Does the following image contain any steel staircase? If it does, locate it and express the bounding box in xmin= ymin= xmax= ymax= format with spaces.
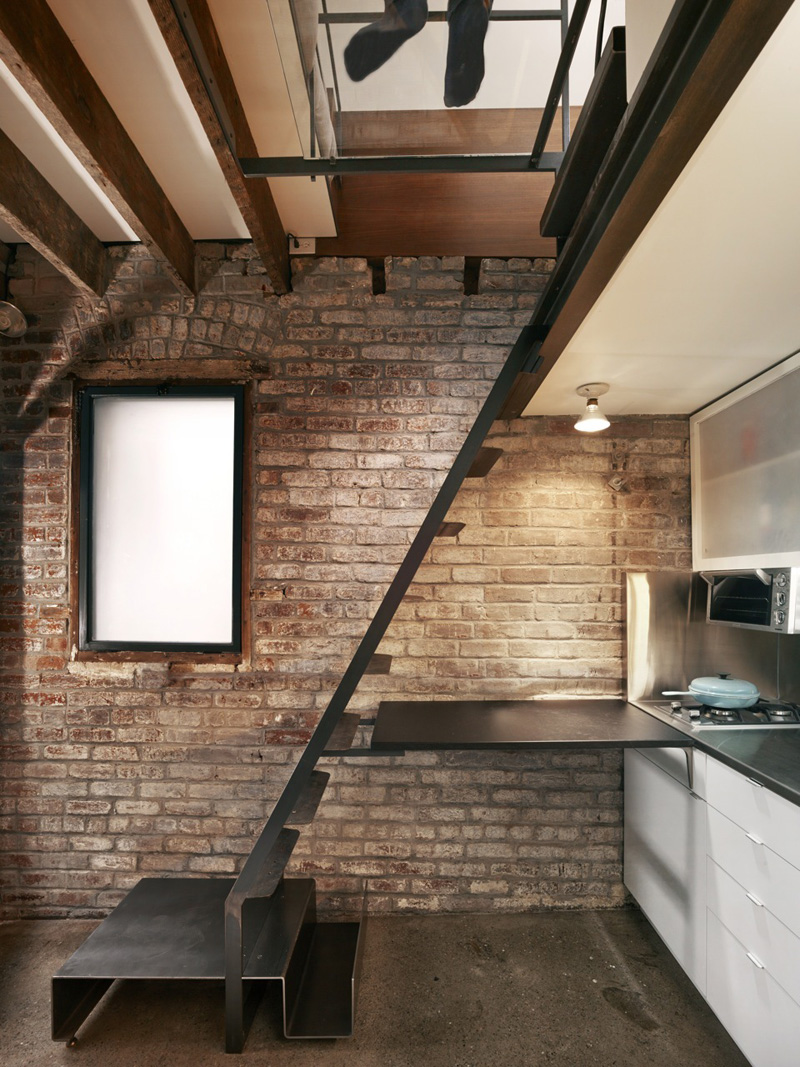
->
xmin=51 ymin=325 xmax=548 ymax=1052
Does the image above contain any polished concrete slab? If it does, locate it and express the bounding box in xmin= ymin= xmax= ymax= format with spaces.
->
xmin=1 ymin=908 xmax=747 ymax=1066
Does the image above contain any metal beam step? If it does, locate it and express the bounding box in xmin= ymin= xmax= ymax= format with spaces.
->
xmin=323 ymin=712 xmax=361 ymax=754
xmin=286 ymin=771 xmax=329 ymax=825
xmin=245 ymin=828 xmax=300 ymax=899
xmin=365 ymin=653 xmax=392 ymax=674
xmin=466 ymin=447 xmax=504 ymax=477
xmin=436 ymin=521 xmax=465 ymax=537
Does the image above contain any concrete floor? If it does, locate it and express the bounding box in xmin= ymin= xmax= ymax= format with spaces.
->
xmin=1 ymin=909 xmax=748 ymax=1067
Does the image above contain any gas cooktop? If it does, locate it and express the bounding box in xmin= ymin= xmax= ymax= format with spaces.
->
xmin=636 ymin=699 xmax=800 ymax=728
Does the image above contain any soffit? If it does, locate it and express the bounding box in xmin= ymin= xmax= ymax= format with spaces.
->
xmin=524 ymin=0 xmax=800 ymax=417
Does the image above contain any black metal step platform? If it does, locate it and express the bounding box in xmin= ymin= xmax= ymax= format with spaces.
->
xmin=52 ymin=876 xmax=363 ymax=1049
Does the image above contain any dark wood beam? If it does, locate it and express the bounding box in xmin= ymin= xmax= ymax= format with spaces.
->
xmin=147 ymin=0 xmax=290 ymax=295
xmin=0 ymin=128 xmax=107 ymax=297
xmin=510 ymin=0 xmax=795 ymax=417
xmin=317 ymin=173 xmax=557 ymax=258
xmin=0 ymin=0 xmax=196 ymax=296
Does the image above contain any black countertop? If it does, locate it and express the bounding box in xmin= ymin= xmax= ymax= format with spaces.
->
xmin=696 ymin=731 xmax=800 ymax=805
xmin=370 ymin=697 xmax=800 ymax=807
xmin=371 ymin=699 xmax=691 ymax=750
xmin=627 ymin=700 xmax=800 ymax=807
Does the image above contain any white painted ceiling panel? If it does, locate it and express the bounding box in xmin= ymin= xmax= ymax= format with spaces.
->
xmin=525 ymin=0 xmax=800 ymax=418
xmin=209 ymin=0 xmax=336 ymax=238
xmin=46 ymin=0 xmax=249 ymax=240
xmin=0 ymin=59 xmax=136 ymax=242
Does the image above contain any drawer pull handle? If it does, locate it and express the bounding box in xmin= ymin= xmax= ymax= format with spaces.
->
xmin=745 ymin=831 xmax=764 ymax=846
xmin=746 ymin=776 xmax=763 ymax=788
xmin=745 ymin=892 xmax=764 ymax=907
xmin=746 ymin=951 xmax=765 ymax=969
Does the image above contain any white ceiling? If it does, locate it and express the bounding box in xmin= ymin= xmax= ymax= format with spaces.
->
xmin=525 ymin=0 xmax=800 ymax=418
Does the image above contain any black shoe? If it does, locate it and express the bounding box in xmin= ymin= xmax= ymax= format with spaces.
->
xmin=444 ymin=0 xmax=492 ymax=108
xmin=344 ymin=0 xmax=428 ymax=82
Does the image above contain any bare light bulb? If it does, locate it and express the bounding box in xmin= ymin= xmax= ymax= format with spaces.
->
xmin=574 ymin=382 xmax=611 ymax=433
xmin=574 ymin=398 xmax=610 ymax=432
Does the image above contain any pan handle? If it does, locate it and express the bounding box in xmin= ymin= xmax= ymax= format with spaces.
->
xmin=662 ymin=691 xmax=691 ymax=697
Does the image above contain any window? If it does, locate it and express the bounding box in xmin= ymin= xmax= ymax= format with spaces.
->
xmin=77 ymin=385 xmax=244 ymax=654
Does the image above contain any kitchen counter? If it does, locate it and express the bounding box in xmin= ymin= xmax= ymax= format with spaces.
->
xmin=370 ymin=698 xmax=691 ymax=750
xmin=371 ymin=697 xmax=800 ymax=808
xmin=628 ymin=699 xmax=800 ymax=807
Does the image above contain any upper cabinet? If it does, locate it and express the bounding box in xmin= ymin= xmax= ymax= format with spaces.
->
xmin=691 ymin=352 xmax=800 ymax=570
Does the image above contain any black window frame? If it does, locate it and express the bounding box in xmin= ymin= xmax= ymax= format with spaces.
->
xmin=77 ymin=383 xmax=245 ymax=655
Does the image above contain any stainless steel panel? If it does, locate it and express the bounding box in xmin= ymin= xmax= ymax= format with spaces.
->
xmin=627 ymin=572 xmax=780 ymax=702
xmin=626 ymin=571 xmax=692 ymax=701
xmin=778 ymin=633 xmax=800 ymax=702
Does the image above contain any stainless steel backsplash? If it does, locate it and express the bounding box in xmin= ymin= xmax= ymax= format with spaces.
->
xmin=626 ymin=572 xmax=800 ymax=702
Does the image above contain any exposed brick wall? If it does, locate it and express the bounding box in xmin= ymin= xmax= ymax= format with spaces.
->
xmin=0 ymin=244 xmax=690 ymax=918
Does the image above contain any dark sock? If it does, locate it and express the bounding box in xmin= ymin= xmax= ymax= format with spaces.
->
xmin=344 ymin=0 xmax=429 ymax=82
xmin=444 ymin=0 xmax=492 ymax=108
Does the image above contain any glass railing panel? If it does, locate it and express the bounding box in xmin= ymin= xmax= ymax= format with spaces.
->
xmin=267 ymin=0 xmax=625 ymax=163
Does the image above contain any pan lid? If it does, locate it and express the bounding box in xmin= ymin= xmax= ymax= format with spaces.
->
xmin=689 ymin=675 xmax=759 ymax=697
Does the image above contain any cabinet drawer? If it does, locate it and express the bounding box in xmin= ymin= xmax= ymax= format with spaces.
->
xmin=707 ymin=911 xmax=800 ymax=1067
xmin=707 ymin=857 xmax=800 ymax=1006
xmin=706 ymin=757 xmax=800 ymax=870
xmin=634 ymin=746 xmax=706 ymax=797
xmin=707 ymin=806 xmax=800 ymax=940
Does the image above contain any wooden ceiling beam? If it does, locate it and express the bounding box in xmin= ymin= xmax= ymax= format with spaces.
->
xmin=0 ymin=129 xmax=108 ymax=297
xmin=147 ymin=0 xmax=290 ymax=295
xmin=0 ymin=0 xmax=196 ymax=296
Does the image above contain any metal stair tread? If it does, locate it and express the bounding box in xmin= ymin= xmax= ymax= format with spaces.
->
xmin=53 ymin=877 xmax=233 ymax=980
xmin=323 ymin=712 xmax=361 ymax=754
xmin=286 ymin=770 xmax=330 ymax=825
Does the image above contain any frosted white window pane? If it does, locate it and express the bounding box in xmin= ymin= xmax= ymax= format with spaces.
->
xmin=697 ymin=368 xmax=800 ymax=561
xmin=91 ymin=396 xmax=235 ymax=644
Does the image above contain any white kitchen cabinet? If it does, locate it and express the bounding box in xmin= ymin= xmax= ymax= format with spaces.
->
xmin=705 ymin=754 xmax=800 ymax=1066
xmin=691 ymin=350 xmax=800 ymax=569
xmin=624 ymin=747 xmax=707 ymax=993
xmin=707 ymin=910 xmax=800 ymax=1067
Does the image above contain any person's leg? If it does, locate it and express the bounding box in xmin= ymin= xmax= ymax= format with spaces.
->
xmin=444 ymin=0 xmax=493 ymax=108
xmin=344 ymin=0 xmax=429 ymax=82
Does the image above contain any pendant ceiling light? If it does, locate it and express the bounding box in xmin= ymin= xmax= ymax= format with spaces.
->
xmin=574 ymin=382 xmax=610 ymax=433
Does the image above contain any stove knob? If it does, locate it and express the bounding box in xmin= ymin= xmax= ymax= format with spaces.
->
xmin=774 ymin=610 xmax=786 ymax=627
xmin=776 ymin=572 xmax=788 ymax=587
xmin=670 ymin=701 xmax=682 ymax=713
xmin=776 ymin=591 xmax=787 ymax=607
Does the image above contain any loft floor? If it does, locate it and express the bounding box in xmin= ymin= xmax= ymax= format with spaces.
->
xmin=3 ymin=908 xmax=745 ymax=1065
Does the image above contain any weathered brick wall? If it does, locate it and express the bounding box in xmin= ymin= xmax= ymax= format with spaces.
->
xmin=0 ymin=244 xmax=690 ymax=918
